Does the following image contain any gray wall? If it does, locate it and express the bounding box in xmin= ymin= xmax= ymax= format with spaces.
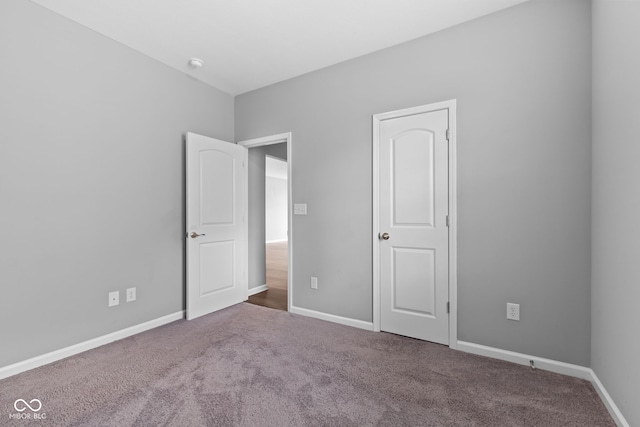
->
xmin=0 ymin=0 xmax=234 ymax=367
xmin=247 ymin=143 xmax=287 ymax=289
xmin=592 ymin=1 xmax=640 ymax=425
xmin=236 ymin=0 xmax=592 ymax=365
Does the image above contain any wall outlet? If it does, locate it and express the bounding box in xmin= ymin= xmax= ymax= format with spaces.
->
xmin=126 ymin=287 xmax=136 ymax=302
xmin=108 ymin=291 xmax=119 ymax=307
xmin=507 ymin=302 xmax=520 ymax=321
xmin=310 ymin=276 xmax=318 ymax=289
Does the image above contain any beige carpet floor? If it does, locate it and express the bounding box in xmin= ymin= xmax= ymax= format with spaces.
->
xmin=0 ymin=303 xmax=614 ymax=426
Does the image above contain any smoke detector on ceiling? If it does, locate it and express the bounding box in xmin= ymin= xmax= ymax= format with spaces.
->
xmin=188 ymin=58 xmax=204 ymax=69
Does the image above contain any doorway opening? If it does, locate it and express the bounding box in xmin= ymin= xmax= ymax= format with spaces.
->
xmin=248 ymin=155 xmax=288 ymax=310
xmin=238 ymin=133 xmax=292 ymax=312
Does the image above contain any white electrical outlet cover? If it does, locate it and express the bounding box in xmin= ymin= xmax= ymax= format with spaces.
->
xmin=507 ymin=303 xmax=520 ymax=321
xmin=108 ymin=291 xmax=119 ymax=307
xmin=126 ymin=287 xmax=136 ymax=302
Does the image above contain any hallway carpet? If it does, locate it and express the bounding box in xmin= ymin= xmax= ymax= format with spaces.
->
xmin=0 ymin=303 xmax=614 ymax=426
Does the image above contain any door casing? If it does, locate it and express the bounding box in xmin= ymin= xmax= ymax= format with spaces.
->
xmin=238 ymin=133 xmax=293 ymax=312
xmin=372 ymin=100 xmax=458 ymax=348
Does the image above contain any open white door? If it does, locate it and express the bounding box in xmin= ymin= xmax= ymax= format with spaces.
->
xmin=186 ymin=132 xmax=247 ymax=320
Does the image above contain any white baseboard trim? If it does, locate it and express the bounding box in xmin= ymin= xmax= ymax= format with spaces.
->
xmin=0 ymin=311 xmax=184 ymax=381
xmin=290 ymin=305 xmax=374 ymax=331
xmin=457 ymin=340 xmax=592 ymax=379
xmin=266 ymin=239 xmax=288 ymax=244
xmin=248 ymin=284 xmax=268 ymax=296
xmin=457 ymin=341 xmax=629 ymax=427
xmin=590 ymin=370 xmax=630 ymax=427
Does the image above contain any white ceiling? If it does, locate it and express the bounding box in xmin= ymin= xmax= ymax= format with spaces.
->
xmin=30 ymin=0 xmax=528 ymax=95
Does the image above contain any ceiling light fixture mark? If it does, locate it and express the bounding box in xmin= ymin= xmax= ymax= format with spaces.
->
xmin=188 ymin=57 xmax=204 ymax=69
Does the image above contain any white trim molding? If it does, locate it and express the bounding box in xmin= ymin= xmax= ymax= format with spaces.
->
xmin=290 ymin=305 xmax=374 ymax=331
xmin=372 ymin=100 xmax=458 ymax=348
xmin=457 ymin=341 xmax=592 ymax=379
xmin=0 ymin=311 xmax=184 ymax=381
xmin=247 ymin=284 xmax=268 ymax=296
xmin=457 ymin=341 xmax=630 ymax=427
xmin=237 ymin=132 xmax=290 ymax=149
xmin=590 ymin=371 xmax=630 ymax=427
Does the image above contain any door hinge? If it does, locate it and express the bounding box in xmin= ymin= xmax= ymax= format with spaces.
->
xmin=446 ymin=129 xmax=450 ymax=141
xmin=446 ymin=215 xmax=450 ymax=227
xmin=447 ymin=301 xmax=450 ymax=314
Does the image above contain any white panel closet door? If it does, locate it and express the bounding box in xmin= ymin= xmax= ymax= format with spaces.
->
xmin=378 ymin=109 xmax=449 ymax=344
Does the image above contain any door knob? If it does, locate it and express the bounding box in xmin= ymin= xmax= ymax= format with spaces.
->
xmin=190 ymin=232 xmax=206 ymax=238
xmin=379 ymin=232 xmax=390 ymax=240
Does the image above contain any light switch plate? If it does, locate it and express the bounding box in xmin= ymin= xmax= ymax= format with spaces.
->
xmin=294 ymin=203 xmax=307 ymax=215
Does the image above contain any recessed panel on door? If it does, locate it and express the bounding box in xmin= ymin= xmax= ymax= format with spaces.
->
xmin=200 ymin=150 xmax=235 ymax=225
xmin=199 ymin=241 xmax=234 ymax=296
xmin=392 ymin=130 xmax=435 ymax=227
xmin=392 ymin=247 xmax=436 ymax=316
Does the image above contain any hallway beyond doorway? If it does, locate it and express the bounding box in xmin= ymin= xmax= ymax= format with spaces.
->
xmin=247 ymin=241 xmax=288 ymax=311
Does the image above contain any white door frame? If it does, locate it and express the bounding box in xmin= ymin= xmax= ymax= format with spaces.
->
xmin=238 ymin=132 xmax=293 ymax=312
xmin=372 ymin=100 xmax=458 ymax=348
